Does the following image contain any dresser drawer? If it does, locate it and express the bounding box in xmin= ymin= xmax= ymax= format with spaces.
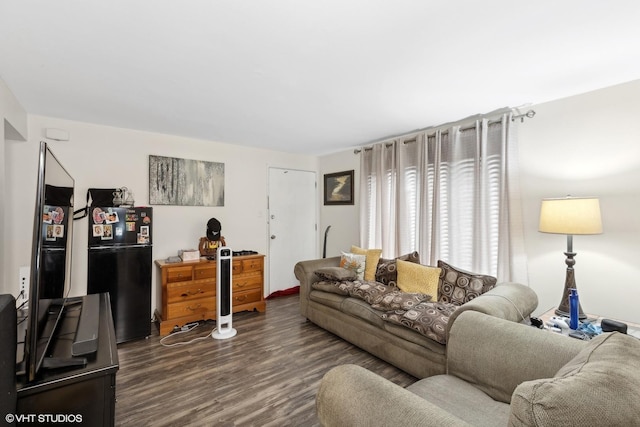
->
xmin=242 ymin=258 xmax=262 ymax=272
xmin=194 ymin=265 xmax=216 ymax=280
xmin=167 ymin=281 xmax=215 ymax=304
xmin=232 ymin=257 xmax=263 ymax=274
xmin=233 ymin=271 xmax=262 ymax=292
xmin=232 ymin=289 xmax=262 ymax=306
xmin=166 ymin=298 xmax=215 ymax=319
xmin=166 ymin=265 xmax=193 ymax=283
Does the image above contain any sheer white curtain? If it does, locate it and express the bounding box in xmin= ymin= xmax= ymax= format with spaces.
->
xmin=360 ymin=113 xmax=527 ymax=282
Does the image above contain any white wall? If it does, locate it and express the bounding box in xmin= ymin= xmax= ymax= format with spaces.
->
xmin=6 ymin=115 xmax=317 ymax=315
xmin=319 ymin=79 xmax=640 ymax=324
xmin=318 ymin=149 xmax=360 ymax=257
xmin=520 ymin=80 xmax=640 ymax=323
xmin=1 ymin=76 xmax=28 ymax=296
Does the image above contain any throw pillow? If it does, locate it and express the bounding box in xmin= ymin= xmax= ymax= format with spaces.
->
xmin=340 ymin=252 xmax=366 ymax=280
xmin=314 ymin=266 xmax=357 ymax=282
xmin=375 ymin=251 xmax=420 ymax=286
xmin=396 ymin=260 xmax=440 ymax=297
xmin=437 ymin=260 xmax=497 ymax=306
xmin=509 ymin=332 xmax=640 ymax=427
xmin=350 ymin=245 xmax=382 ymax=281
xmin=371 ymin=290 xmax=431 ymax=311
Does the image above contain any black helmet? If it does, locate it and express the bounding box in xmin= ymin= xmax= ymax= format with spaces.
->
xmin=206 ymin=218 xmax=222 ymax=241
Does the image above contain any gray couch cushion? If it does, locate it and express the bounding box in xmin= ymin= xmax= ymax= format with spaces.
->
xmin=341 ymin=298 xmax=385 ymax=328
xmin=309 ymin=289 xmax=346 ymax=311
xmin=407 ymin=374 xmax=511 ymax=427
xmin=509 ymin=332 xmax=640 ymax=426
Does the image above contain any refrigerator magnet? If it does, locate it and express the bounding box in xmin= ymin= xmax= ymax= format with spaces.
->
xmin=93 ymin=224 xmax=104 ymax=237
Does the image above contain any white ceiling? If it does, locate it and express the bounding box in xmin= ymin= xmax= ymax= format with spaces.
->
xmin=1 ymin=1 xmax=640 ymax=155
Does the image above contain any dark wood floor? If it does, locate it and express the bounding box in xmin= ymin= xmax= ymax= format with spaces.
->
xmin=115 ymin=294 xmax=416 ymax=426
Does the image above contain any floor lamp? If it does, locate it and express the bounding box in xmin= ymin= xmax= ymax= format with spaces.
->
xmin=538 ymin=196 xmax=603 ymax=320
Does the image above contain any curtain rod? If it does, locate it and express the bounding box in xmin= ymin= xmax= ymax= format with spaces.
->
xmin=353 ymin=108 xmax=536 ymax=154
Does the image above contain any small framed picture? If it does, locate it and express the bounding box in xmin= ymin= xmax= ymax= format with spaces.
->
xmin=324 ymin=170 xmax=354 ymax=205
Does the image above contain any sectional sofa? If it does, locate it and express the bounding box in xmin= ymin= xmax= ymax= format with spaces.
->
xmin=317 ymin=310 xmax=640 ymax=426
xmin=294 ymin=255 xmax=538 ymax=378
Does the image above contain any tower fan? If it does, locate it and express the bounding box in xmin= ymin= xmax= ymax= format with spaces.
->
xmin=212 ymin=246 xmax=237 ymax=339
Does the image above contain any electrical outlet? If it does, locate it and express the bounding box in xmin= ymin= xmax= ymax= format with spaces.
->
xmin=19 ymin=266 xmax=30 ymax=302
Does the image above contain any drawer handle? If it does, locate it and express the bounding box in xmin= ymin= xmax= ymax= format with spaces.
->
xmin=235 ymin=295 xmax=247 ymax=302
xmin=187 ymin=304 xmax=202 ymax=311
xmin=181 ymin=289 xmax=202 ymax=297
xmin=236 ymin=282 xmax=248 ymax=288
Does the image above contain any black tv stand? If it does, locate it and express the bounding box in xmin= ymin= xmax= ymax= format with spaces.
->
xmin=17 ymin=293 xmax=118 ymax=426
xmin=41 ymin=356 xmax=87 ymax=369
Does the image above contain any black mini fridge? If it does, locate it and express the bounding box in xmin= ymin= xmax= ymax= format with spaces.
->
xmin=87 ymin=206 xmax=152 ymax=343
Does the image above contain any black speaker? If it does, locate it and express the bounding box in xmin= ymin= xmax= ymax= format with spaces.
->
xmin=0 ymin=294 xmax=17 ymax=422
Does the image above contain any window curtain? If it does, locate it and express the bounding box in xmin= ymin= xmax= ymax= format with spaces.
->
xmin=359 ymin=113 xmax=527 ymax=282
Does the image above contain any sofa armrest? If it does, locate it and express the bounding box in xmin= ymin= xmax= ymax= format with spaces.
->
xmin=445 ymin=282 xmax=538 ymax=338
xmin=294 ymin=256 xmax=341 ymax=317
xmin=446 ymin=311 xmax=588 ymax=404
xmin=317 ymin=364 xmax=471 ymax=427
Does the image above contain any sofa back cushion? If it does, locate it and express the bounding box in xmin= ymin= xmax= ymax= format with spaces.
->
xmin=509 ymin=332 xmax=640 ymax=426
xmin=375 ymin=251 xmax=420 ymax=286
xmin=437 ymin=260 xmax=497 ymax=306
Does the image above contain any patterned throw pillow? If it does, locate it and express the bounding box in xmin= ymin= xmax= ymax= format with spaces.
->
xmin=340 ymin=252 xmax=367 ymax=280
xmin=437 ymin=260 xmax=497 ymax=306
xmin=375 ymin=251 xmax=420 ymax=286
xmin=349 ymin=281 xmax=394 ymax=305
xmin=371 ymin=290 xmax=431 ymax=311
xmin=396 ymin=260 xmax=441 ymax=297
xmin=350 ymin=246 xmax=382 ymax=281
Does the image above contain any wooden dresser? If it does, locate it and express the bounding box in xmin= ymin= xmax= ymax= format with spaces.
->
xmin=154 ymin=254 xmax=266 ymax=335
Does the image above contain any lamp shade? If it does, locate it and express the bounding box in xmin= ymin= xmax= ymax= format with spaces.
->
xmin=539 ymin=197 xmax=603 ymax=235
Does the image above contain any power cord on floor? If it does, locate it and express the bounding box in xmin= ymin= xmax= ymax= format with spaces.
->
xmin=159 ymin=322 xmax=216 ymax=347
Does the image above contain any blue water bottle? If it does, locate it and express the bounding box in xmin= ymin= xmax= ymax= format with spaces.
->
xmin=569 ymin=288 xmax=579 ymax=330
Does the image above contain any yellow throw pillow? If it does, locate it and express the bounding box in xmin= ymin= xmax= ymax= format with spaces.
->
xmin=396 ymin=259 xmax=441 ymax=297
xmin=351 ymin=246 xmax=382 ymax=281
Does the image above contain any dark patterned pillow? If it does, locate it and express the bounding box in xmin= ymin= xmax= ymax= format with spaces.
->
xmin=375 ymin=251 xmax=420 ymax=286
xmin=371 ymin=290 xmax=431 ymax=311
xmin=314 ymin=266 xmax=357 ymax=282
xmin=437 ymin=260 xmax=497 ymax=306
xmin=349 ymin=281 xmax=395 ymax=305
xmin=381 ymin=301 xmax=458 ymax=344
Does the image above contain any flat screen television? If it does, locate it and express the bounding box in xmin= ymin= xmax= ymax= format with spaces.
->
xmin=23 ymin=141 xmax=75 ymax=383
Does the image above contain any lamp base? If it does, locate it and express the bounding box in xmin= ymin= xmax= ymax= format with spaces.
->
xmin=555 ymin=307 xmax=587 ymax=321
xmin=556 ymin=260 xmax=587 ymax=320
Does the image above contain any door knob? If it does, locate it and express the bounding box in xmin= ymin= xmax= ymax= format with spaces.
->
xmin=271 ymin=235 xmax=276 ymax=240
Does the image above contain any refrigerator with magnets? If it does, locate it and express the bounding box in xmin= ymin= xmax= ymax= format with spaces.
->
xmin=87 ymin=206 xmax=152 ymax=343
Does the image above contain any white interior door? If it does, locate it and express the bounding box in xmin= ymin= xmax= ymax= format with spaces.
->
xmin=268 ymin=168 xmax=317 ymax=296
